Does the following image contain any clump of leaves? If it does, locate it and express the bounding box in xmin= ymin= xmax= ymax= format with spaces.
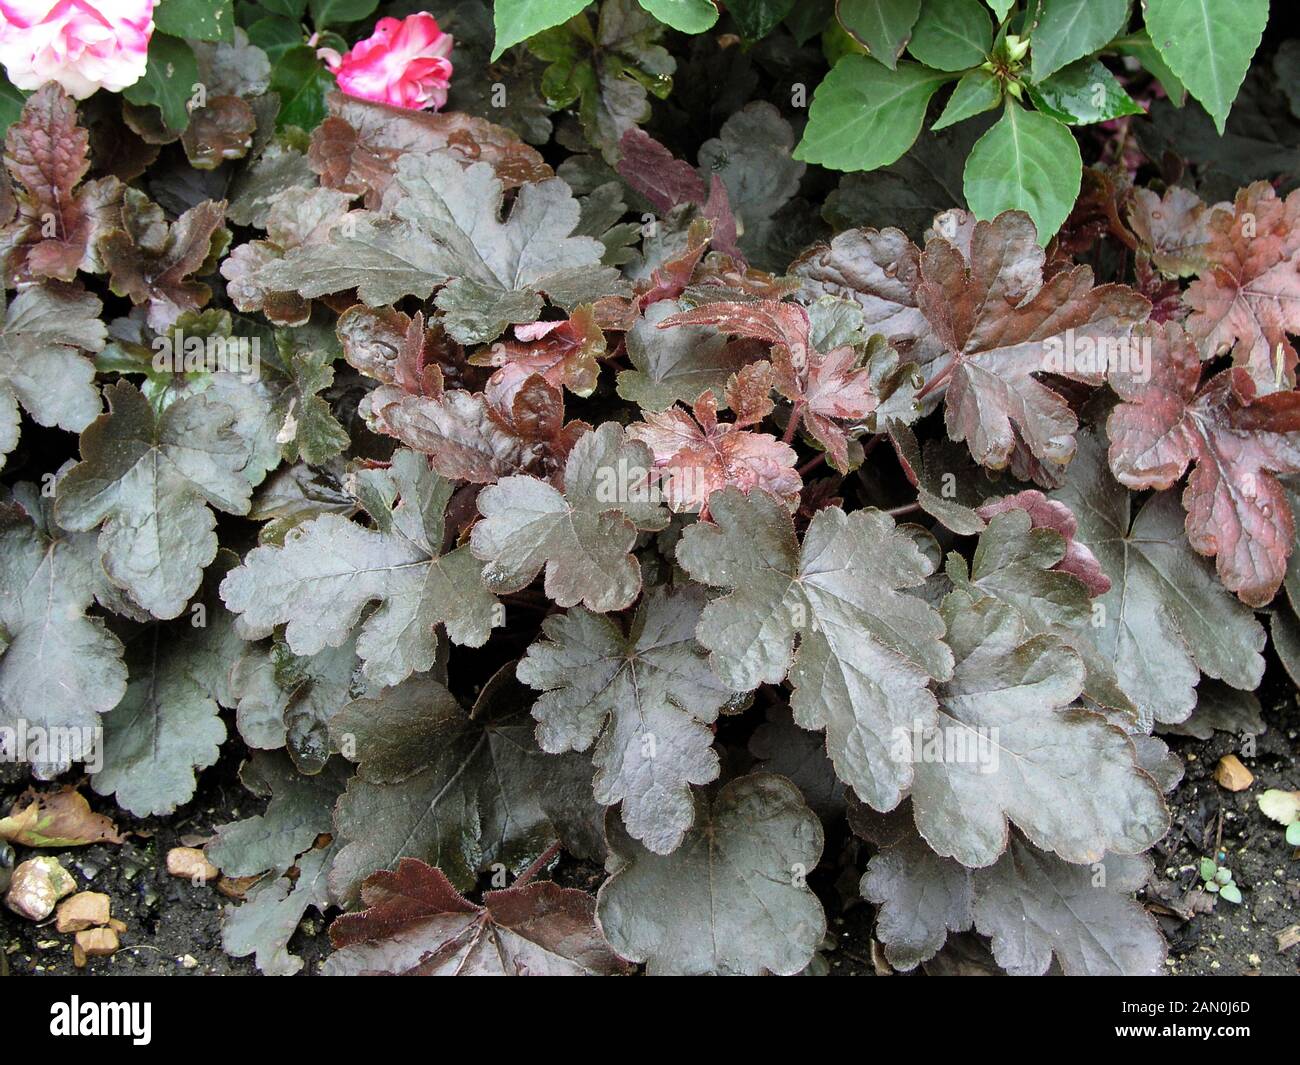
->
xmin=1198 ymin=855 xmax=1243 ymax=905
xmin=1 ymin=0 xmax=1295 ymax=980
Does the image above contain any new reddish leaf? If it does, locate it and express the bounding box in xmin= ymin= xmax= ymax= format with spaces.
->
xmin=1184 ymin=182 xmax=1300 ymax=390
xmin=324 ymin=858 xmax=629 ymax=975
xmin=1108 ymin=321 xmax=1300 ymax=606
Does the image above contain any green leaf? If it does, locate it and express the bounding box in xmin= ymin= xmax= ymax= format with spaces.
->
xmin=0 ymin=72 xmax=25 ymax=138
xmin=154 ymin=0 xmax=235 ymax=42
xmin=911 ymin=590 xmax=1168 ymax=867
xmin=1199 ymin=857 xmax=1217 ymax=881
xmin=1028 ymin=0 xmax=1128 ymax=83
xmin=246 ymin=15 xmax=304 ymax=62
xmin=836 ymin=0 xmax=922 ymax=70
xmin=1112 ymin=30 xmax=1186 ymax=106
xmin=1287 ymin=822 xmax=1300 ymax=847
xmin=932 ymin=67 xmax=1001 ymax=129
xmin=222 ymin=450 xmax=501 ymax=688
xmin=91 ymin=626 xmax=228 ymax=817
xmin=207 ymin=754 xmax=348 ymax=877
xmin=908 ymin=0 xmax=992 ymax=71
xmin=984 ymin=0 xmax=1012 ymax=18
xmin=676 ymin=489 xmax=953 ymax=811
xmin=56 ymin=381 xmax=255 ymax=619
xmin=637 ymin=0 xmax=718 ymax=32
xmin=329 ymin=667 xmax=604 ymax=900
xmin=1026 ymin=58 xmax=1143 ymax=125
xmin=617 ymin=300 xmax=749 ymax=411
xmin=0 ymin=485 xmax=127 ymax=766
xmin=1218 ymin=882 xmax=1243 ymax=905
xmin=257 ymin=0 xmax=307 ymax=17
xmin=123 ymin=33 xmax=200 ymax=133
xmin=222 ymin=840 xmax=337 ymax=975
xmin=795 ymin=56 xmax=953 ymax=171
xmin=471 ymin=423 xmax=668 ymax=612
xmin=494 ymin=0 xmax=590 ymax=60
xmin=307 ymin=0 xmax=378 ymax=30
xmin=1143 ymin=0 xmax=1268 ymax=134
xmin=1 ymin=287 xmax=105 ymax=471
xmin=518 ymin=586 xmax=740 ymax=854
xmin=269 ymin=45 xmax=334 ymax=132
xmin=962 ymin=100 xmax=1081 ymax=243
xmin=728 ymin=0 xmax=798 ymax=38
xmin=597 ymin=774 xmax=826 ymax=975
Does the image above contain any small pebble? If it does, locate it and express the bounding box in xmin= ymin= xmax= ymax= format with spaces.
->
xmin=4 ymin=856 xmax=76 ymax=921
xmin=166 ymin=847 xmax=219 ymax=883
xmin=55 ymin=891 xmax=111 ymax=933
xmin=73 ymin=927 xmax=118 ymax=967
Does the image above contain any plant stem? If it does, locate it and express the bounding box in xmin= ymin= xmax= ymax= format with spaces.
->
xmin=782 ymin=403 xmax=804 ymax=444
xmin=798 ymin=454 xmax=827 ymax=477
xmin=515 ymin=840 xmax=562 ymax=887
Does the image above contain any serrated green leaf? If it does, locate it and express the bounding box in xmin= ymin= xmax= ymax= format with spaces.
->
xmin=123 ymin=33 xmax=200 ymax=133
xmin=222 ymin=450 xmax=500 ymax=688
xmin=55 ymin=381 xmax=254 ymax=619
xmin=90 ymin=626 xmax=228 ymax=817
xmin=1143 ymin=0 xmax=1267 ymax=134
xmin=494 ymin=0 xmax=591 ymax=59
xmin=795 ymin=56 xmax=953 ymax=171
xmin=837 ymin=0 xmax=922 ymax=70
xmin=518 ymin=586 xmax=739 ymax=854
xmin=637 ymin=0 xmax=718 ymax=32
xmin=932 ymin=67 xmax=1001 ymax=129
xmin=0 ymin=71 xmax=25 ymax=137
xmin=962 ymin=101 xmax=1081 ymax=243
xmin=1026 ymin=58 xmax=1143 ymax=125
xmin=1028 ymin=0 xmax=1128 ymax=83
xmin=597 ymin=774 xmax=826 ymax=975
xmin=908 ymin=0 xmax=992 ymax=71
xmin=676 ymin=488 xmax=953 ymax=811
xmin=268 ymin=45 xmax=335 ymax=132
xmin=728 ymin=0 xmax=797 ymax=38
xmin=1113 ymin=30 xmax=1187 ymax=106
xmin=222 ymin=840 xmax=337 ymax=975
xmin=154 ymin=0 xmax=235 ymax=43
xmin=308 ymin=0 xmax=378 ymax=29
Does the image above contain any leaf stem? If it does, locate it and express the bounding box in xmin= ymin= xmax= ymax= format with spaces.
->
xmin=782 ymin=403 xmax=804 ymax=444
xmin=515 ymin=840 xmax=563 ymax=887
xmin=886 ymin=501 xmax=921 ymax=519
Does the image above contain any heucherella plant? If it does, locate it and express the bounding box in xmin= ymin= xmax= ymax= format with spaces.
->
xmin=0 ymin=0 xmax=1294 ymax=979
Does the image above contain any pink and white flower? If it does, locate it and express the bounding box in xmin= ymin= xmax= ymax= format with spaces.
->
xmin=317 ymin=13 xmax=453 ymax=112
xmin=0 ymin=0 xmax=154 ymax=99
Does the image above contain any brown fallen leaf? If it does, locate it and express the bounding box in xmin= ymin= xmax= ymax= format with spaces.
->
xmin=1214 ymin=754 xmax=1254 ymax=792
xmin=0 ymin=787 xmax=125 ymax=848
xmin=1276 ymin=924 xmax=1300 ymax=953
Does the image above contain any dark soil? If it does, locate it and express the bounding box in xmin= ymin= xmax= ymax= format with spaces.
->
xmin=2 ymin=669 xmax=1298 ymax=978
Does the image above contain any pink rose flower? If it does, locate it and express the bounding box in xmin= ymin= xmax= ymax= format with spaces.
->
xmin=0 ymin=0 xmax=154 ymax=99
xmin=318 ymin=13 xmax=453 ymax=112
